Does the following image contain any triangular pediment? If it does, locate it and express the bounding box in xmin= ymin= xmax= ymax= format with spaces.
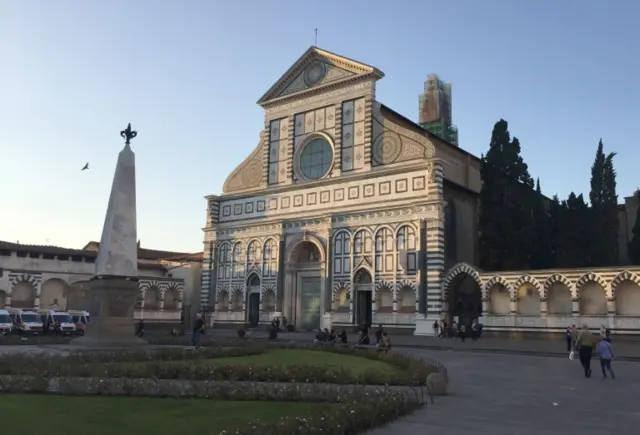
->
xmin=257 ymin=47 xmax=384 ymax=106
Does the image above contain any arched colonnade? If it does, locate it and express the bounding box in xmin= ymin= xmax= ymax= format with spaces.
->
xmin=442 ymin=263 xmax=640 ymax=331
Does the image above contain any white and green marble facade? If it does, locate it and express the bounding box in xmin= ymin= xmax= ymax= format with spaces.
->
xmin=200 ymin=47 xmax=447 ymax=332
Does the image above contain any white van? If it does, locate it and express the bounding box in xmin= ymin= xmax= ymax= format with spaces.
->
xmin=40 ymin=310 xmax=76 ymax=335
xmin=8 ymin=308 xmax=44 ymax=335
xmin=0 ymin=309 xmax=13 ymax=335
xmin=68 ymin=310 xmax=90 ymax=336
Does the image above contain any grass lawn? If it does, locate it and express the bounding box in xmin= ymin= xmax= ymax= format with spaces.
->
xmin=0 ymin=394 xmax=331 ymax=435
xmin=159 ymin=348 xmax=405 ymax=377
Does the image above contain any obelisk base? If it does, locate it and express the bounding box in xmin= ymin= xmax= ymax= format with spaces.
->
xmin=72 ymin=278 xmax=146 ymax=347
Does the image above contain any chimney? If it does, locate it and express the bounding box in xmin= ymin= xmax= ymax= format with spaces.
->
xmin=137 ymin=240 xmax=141 ymax=249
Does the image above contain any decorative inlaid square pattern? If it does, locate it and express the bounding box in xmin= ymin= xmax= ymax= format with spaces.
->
xmin=281 ymin=196 xmax=291 ymax=209
xmin=222 ymin=205 xmax=231 ymax=217
xmin=363 ymin=184 xmax=375 ymax=198
xmin=379 ymin=181 xmax=391 ymax=195
xmin=348 ymin=186 xmax=359 ymax=200
xmin=268 ymin=198 xmax=278 ymax=210
xmin=293 ymin=194 xmax=303 ymax=207
xmin=244 ymin=202 xmax=254 ymax=214
xmin=334 ymin=188 xmax=345 ymax=202
xmin=320 ymin=191 xmax=330 ymax=203
xmin=412 ymin=176 xmax=426 ymax=191
xmin=233 ymin=204 xmax=242 ymax=215
xmin=256 ymin=200 xmax=266 ymax=212
xmin=307 ymin=192 xmax=317 ymax=205
xmin=395 ymin=178 xmax=408 ymax=194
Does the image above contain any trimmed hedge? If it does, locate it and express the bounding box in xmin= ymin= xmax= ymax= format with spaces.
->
xmin=0 ymin=343 xmax=444 ymax=388
xmin=0 ymin=376 xmax=422 ymax=435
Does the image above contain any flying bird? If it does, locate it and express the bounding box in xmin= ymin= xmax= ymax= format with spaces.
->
xmin=81 ymin=163 xmax=89 ymax=171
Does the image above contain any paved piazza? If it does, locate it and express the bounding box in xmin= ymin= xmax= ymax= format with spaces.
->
xmin=370 ymin=349 xmax=640 ymax=434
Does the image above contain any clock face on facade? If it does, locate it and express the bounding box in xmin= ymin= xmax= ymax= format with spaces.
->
xmin=303 ymin=60 xmax=327 ymax=87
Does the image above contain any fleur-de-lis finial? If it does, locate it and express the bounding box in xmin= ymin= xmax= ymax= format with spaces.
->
xmin=120 ymin=123 xmax=138 ymax=145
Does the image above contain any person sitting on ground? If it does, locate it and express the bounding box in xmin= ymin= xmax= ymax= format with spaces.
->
xmin=314 ymin=328 xmax=325 ymax=345
xmin=338 ymin=329 xmax=348 ymax=344
xmin=323 ymin=328 xmax=331 ymax=342
xmin=374 ymin=324 xmax=384 ymax=344
xmin=328 ymin=329 xmax=337 ymax=344
xmin=377 ymin=331 xmax=391 ymax=353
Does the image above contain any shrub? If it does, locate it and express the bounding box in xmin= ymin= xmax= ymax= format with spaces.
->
xmin=0 ymin=342 xmax=445 ymax=387
xmin=224 ymin=390 xmax=420 ymax=435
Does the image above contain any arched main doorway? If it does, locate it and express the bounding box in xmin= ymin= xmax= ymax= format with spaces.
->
xmin=447 ymin=273 xmax=482 ymax=328
xmin=353 ymin=268 xmax=373 ymax=327
xmin=287 ymin=240 xmax=324 ymax=331
xmin=246 ymin=274 xmax=261 ymax=327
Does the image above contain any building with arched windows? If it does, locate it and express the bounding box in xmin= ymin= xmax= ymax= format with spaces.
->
xmin=201 ymin=47 xmax=482 ymax=332
xmin=0 ymin=240 xmax=202 ymax=329
xmin=202 ymin=46 xmax=640 ymax=335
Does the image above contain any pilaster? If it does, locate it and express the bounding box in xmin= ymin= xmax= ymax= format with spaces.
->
xmin=276 ymin=235 xmax=286 ymax=312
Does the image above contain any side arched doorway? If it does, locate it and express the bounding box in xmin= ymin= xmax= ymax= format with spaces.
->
xmin=246 ymin=274 xmax=261 ymax=328
xmin=447 ymin=273 xmax=482 ymax=328
xmin=353 ymin=268 xmax=373 ymax=327
xmin=286 ymin=240 xmax=324 ymax=331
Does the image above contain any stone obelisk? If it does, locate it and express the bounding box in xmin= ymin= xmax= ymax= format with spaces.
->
xmin=73 ymin=123 xmax=145 ymax=346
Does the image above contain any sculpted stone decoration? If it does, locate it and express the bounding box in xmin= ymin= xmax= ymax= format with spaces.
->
xmin=259 ymin=47 xmax=382 ymax=107
xmin=371 ymin=102 xmax=436 ymax=166
xmin=222 ymin=131 xmax=266 ymax=193
xmin=372 ymin=131 xmax=403 ymax=165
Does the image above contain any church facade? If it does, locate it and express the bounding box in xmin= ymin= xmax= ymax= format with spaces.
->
xmin=201 ymin=47 xmax=481 ymax=332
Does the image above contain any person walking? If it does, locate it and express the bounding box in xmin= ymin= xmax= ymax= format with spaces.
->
xmin=597 ymin=337 xmax=615 ymax=379
xmin=432 ymin=320 xmax=439 ymax=338
xmin=191 ymin=313 xmax=205 ymax=350
xmin=565 ymin=325 xmax=574 ymax=352
xmin=574 ymin=324 xmax=596 ymax=378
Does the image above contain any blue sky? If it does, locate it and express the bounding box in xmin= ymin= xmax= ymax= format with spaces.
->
xmin=1 ymin=0 xmax=638 ymax=253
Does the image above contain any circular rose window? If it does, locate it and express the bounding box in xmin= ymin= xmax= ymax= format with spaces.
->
xmin=299 ymin=137 xmax=333 ymax=180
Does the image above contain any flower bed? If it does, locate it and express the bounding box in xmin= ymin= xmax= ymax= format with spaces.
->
xmin=0 ymin=376 xmax=422 ymax=434
xmin=0 ymin=343 xmax=443 ymax=387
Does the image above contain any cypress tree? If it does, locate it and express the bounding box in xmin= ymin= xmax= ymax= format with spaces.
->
xmin=628 ymin=192 xmax=640 ymax=265
xmin=589 ymin=139 xmax=619 ymax=266
xmin=531 ymin=178 xmax=553 ymax=269
xmin=479 ymin=119 xmax=535 ymax=271
xmin=602 ymin=151 xmax=619 ymax=265
xmin=556 ymin=193 xmax=591 ymax=268
xmin=589 ymin=140 xmax=606 ymax=265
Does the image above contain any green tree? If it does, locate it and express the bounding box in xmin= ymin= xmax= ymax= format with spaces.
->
xmin=530 ymin=178 xmax=553 ymax=269
xmin=602 ymin=151 xmax=619 ymax=265
xmin=548 ymin=194 xmax=563 ymax=265
xmin=479 ymin=119 xmax=535 ymax=271
xmin=589 ymin=139 xmax=619 ymax=266
xmin=555 ymin=193 xmax=591 ymax=268
xmin=627 ymin=192 xmax=640 ymax=264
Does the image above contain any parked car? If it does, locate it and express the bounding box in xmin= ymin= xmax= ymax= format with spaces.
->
xmin=40 ymin=310 xmax=76 ymax=335
xmin=0 ymin=309 xmax=13 ymax=335
xmin=68 ymin=310 xmax=90 ymax=335
xmin=8 ymin=308 xmax=44 ymax=335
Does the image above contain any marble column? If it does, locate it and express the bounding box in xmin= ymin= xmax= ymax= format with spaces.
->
xmin=418 ymin=220 xmax=427 ymax=314
xmin=73 ymin=123 xmax=144 ymax=347
xmin=276 ymin=236 xmax=286 ymax=312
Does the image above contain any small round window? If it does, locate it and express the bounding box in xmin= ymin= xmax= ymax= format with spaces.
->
xmin=299 ymin=137 xmax=333 ymax=180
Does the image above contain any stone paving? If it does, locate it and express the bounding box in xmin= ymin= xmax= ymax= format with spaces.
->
xmin=210 ymin=328 xmax=640 ymax=359
xmin=367 ymin=349 xmax=640 ymax=434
